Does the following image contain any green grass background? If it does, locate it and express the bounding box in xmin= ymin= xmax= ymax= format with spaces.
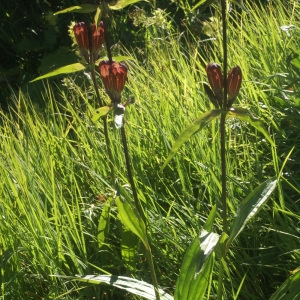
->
xmin=0 ymin=1 xmax=300 ymax=299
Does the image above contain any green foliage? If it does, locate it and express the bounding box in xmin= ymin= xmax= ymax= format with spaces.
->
xmin=58 ymin=274 xmax=174 ymax=300
xmin=174 ymin=230 xmax=218 ymax=300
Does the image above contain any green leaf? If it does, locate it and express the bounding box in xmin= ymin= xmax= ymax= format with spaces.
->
xmin=92 ymin=106 xmax=111 ymax=123
xmin=56 ymin=275 xmax=174 ymax=300
xmin=109 ymin=0 xmax=148 ymax=10
xmin=174 ymin=230 xmax=219 ymax=300
xmin=115 ymin=195 xmax=148 ymax=249
xmin=270 ymin=269 xmax=300 ymax=300
xmin=160 ymin=109 xmax=221 ymax=171
xmin=94 ymin=6 xmax=102 ymax=27
xmin=121 ymin=228 xmax=138 ymax=272
xmin=227 ymin=107 xmax=275 ymax=146
xmin=54 ymin=4 xmax=98 ymax=15
xmin=291 ymin=56 xmax=300 ymax=69
xmin=30 ymin=63 xmax=86 ymax=82
xmin=226 ymin=178 xmax=277 ymax=250
xmin=97 ymin=197 xmax=112 ymax=248
xmin=203 ymin=204 xmax=217 ymax=232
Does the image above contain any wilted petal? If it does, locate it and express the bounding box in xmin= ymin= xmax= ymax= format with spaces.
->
xmin=227 ymin=65 xmax=242 ymax=107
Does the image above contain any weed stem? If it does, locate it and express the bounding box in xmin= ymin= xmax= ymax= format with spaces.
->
xmin=218 ymin=1 xmax=228 ymax=299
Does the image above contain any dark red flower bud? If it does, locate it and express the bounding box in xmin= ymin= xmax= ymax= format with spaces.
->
xmin=73 ymin=21 xmax=104 ymax=62
xmin=99 ymin=60 xmax=128 ymax=103
xmin=206 ymin=63 xmax=224 ymax=105
xmin=92 ymin=22 xmax=104 ymax=61
xmin=73 ymin=22 xmax=89 ymax=62
xmin=227 ymin=65 xmax=242 ymax=107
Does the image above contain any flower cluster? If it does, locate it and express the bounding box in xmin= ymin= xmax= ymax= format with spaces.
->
xmin=73 ymin=21 xmax=104 ymax=63
xmin=73 ymin=22 xmax=128 ymax=104
xmin=205 ymin=63 xmax=242 ymax=109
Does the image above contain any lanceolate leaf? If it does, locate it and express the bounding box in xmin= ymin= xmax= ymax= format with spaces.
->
xmin=57 ymin=275 xmax=174 ymax=300
xmin=121 ymin=228 xmax=138 ymax=272
xmin=226 ymin=178 xmax=277 ymax=250
xmin=227 ymin=107 xmax=275 ymax=146
xmin=160 ymin=109 xmax=221 ymax=171
xmin=54 ymin=4 xmax=98 ymax=15
xmin=269 ymin=269 xmax=300 ymax=300
xmin=174 ymin=230 xmax=219 ymax=300
xmin=109 ymin=0 xmax=148 ymax=10
xmin=30 ymin=63 xmax=86 ymax=82
xmin=97 ymin=197 xmax=112 ymax=248
xmin=115 ymin=195 xmax=148 ymax=250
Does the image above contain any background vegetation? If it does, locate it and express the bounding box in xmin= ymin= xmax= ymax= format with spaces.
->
xmin=0 ymin=0 xmax=299 ymax=299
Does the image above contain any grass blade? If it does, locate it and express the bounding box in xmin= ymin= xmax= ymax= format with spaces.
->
xmin=269 ymin=269 xmax=300 ymax=300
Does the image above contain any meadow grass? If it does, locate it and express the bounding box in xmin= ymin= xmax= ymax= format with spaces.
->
xmin=0 ymin=1 xmax=299 ymax=299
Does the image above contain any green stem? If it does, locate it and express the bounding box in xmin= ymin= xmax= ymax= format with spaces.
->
xmin=145 ymin=243 xmax=161 ymax=300
xmin=217 ymin=1 xmax=228 ymax=299
xmin=90 ymin=57 xmax=115 ymax=184
xmin=120 ymin=126 xmax=144 ymax=221
xmin=120 ymin=126 xmax=160 ymax=300
xmin=217 ymin=257 xmax=226 ymax=300
xmin=222 ymin=0 xmax=228 ymax=109
xmin=220 ymin=113 xmax=227 ymax=233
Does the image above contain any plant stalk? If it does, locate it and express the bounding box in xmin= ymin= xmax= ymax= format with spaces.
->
xmin=120 ymin=126 xmax=160 ymax=300
xmin=120 ymin=126 xmax=144 ymax=221
xmin=145 ymin=243 xmax=161 ymax=300
xmin=218 ymin=1 xmax=228 ymax=299
xmin=88 ymin=20 xmax=116 ymax=184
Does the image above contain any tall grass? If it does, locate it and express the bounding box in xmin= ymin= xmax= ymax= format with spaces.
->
xmin=0 ymin=1 xmax=299 ymax=299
